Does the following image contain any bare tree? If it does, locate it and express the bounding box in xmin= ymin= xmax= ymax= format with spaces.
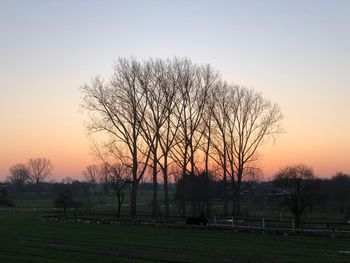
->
xmin=273 ymin=164 xmax=316 ymax=228
xmin=158 ymin=94 xmax=181 ymax=217
xmin=171 ymin=60 xmax=219 ymax=216
xmin=92 ymin=147 xmax=132 ymax=217
xmin=209 ymin=84 xmax=283 ymax=216
xmin=200 ymin=89 xmax=217 ymax=216
xmin=7 ymin=163 xmax=30 ymax=189
xmin=54 ymin=188 xmax=76 ymax=216
xmin=139 ymin=59 xmax=178 ymax=217
xmin=83 ymin=164 xmax=100 ymax=194
xmin=81 ymin=58 xmax=152 ymax=218
xmin=107 ymin=162 xmax=131 ymax=218
xmin=157 ymin=59 xmax=186 ymax=217
xmin=229 ymin=86 xmax=283 ymax=215
xmin=158 ymin=118 xmax=180 ymax=217
xmin=27 ymin=158 xmax=53 ymax=193
xmin=209 ymin=82 xmax=232 ymax=216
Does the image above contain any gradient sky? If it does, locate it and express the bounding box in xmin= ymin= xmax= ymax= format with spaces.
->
xmin=1 ymin=0 xmax=349 ymax=180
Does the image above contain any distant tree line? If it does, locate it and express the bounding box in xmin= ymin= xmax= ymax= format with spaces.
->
xmin=2 ymin=167 xmax=350 ymax=225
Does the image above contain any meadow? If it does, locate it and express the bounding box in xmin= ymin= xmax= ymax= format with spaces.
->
xmin=1 ymin=209 xmax=350 ymax=263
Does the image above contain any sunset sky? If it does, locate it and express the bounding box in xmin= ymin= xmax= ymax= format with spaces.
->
xmin=0 ymin=0 xmax=349 ymax=181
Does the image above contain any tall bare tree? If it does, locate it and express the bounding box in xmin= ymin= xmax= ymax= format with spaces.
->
xmin=157 ymin=59 xmax=187 ymax=217
xmin=139 ymin=59 xmax=178 ymax=217
xmin=230 ymin=86 xmax=283 ymax=215
xmin=171 ymin=60 xmax=219 ymax=216
xmin=210 ymin=84 xmax=283 ymax=215
xmin=81 ymin=58 xmax=152 ymax=218
xmin=209 ymin=82 xmax=232 ymax=216
xmin=158 ymin=88 xmax=182 ymax=217
xmin=200 ymin=88 xmax=217 ymax=216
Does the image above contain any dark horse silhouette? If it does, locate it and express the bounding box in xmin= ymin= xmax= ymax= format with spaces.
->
xmin=185 ymin=214 xmax=208 ymax=225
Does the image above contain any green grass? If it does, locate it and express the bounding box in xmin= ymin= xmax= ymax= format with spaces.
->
xmin=0 ymin=210 xmax=350 ymax=262
xmin=9 ymin=191 xmax=348 ymax=219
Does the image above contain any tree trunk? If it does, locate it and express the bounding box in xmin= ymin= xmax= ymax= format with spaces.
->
xmin=190 ymin=143 xmax=196 ymax=217
xmin=223 ymin=171 xmax=228 ymax=217
xmin=234 ymin=175 xmax=242 ymax=216
xmin=117 ymin=201 xmax=121 ymax=218
xmin=116 ymin=191 xmax=124 ymax=218
xmin=130 ymin=180 xmax=138 ymax=219
xmin=181 ymin=143 xmax=188 ymax=218
xmin=295 ymin=215 xmax=301 ymax=229
xmin=235 ymin=187 xmax=241 ymax=216
xmin=131 ymin=141 xmax=138 ymax=219
xmin=222 ymin=142 xmax=228 ymax=217
xmin=35 ymin=181 xmax=40 ymax=196
xmin=152 ymin=150 xmax=158 ymax=217
xmin=103 ymin=182 xmax=108 ymax=194
xmin=204 ymin=155 xmax=210 ymax=217
xmin=163 ymin=156 xmax=169 ymax=217
xmin=205 ymin=173 xmax=211 ymax=217
xmin=205 ymin=123 xmax=211 ymax=217
xmin=231 ymin=181 xmax=236 ymax=216
xmin=116 ymin=191 xmax=120 ymax=218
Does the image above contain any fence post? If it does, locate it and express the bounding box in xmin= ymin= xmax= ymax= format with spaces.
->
xmin=232 ymin=217 xmax=234 ymax=229
xmin=262 ymin=217 xmax=265 ymax=229
xmin=292 ymin=219 xmax=295 ymax=232
xmin=214 ymin=216 xmax=216 ymax=225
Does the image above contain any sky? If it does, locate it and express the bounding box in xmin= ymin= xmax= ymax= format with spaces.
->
xmin=0 ymin=0 xmax=349 ymax=180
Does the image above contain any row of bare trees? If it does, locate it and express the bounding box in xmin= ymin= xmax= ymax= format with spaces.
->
xmin=81 ymin=57 xmax=283 ymax=218
xmin=7 ymin=158 xmax=53 ymax=192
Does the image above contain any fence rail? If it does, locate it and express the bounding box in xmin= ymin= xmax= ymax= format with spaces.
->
xmin=41 ymin=209 xmax=350 ymax=237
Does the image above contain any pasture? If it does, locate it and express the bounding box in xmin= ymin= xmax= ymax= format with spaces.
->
xmin=0 ymin=210 xmax=350 ymax=262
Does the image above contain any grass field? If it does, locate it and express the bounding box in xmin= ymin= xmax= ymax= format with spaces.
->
xmin=1 ymin=210 xmax=350 ymax=263
xmin=9 ymin=191 xmax=348 ymax=221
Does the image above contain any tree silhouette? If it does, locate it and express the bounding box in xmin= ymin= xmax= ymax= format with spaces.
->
xmin=7 ymin=163 xmax=30 ymax=190
xmin=28 ymin=158 xmax=53 ymax=193
xmin=274 ymin=164 xmax=316 ymax=228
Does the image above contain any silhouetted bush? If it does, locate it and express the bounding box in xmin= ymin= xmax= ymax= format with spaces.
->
xmin=54 ymin=188 xmax=77 ymax=215
xmin=0 ymin=187 xmax=14 ymax=207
